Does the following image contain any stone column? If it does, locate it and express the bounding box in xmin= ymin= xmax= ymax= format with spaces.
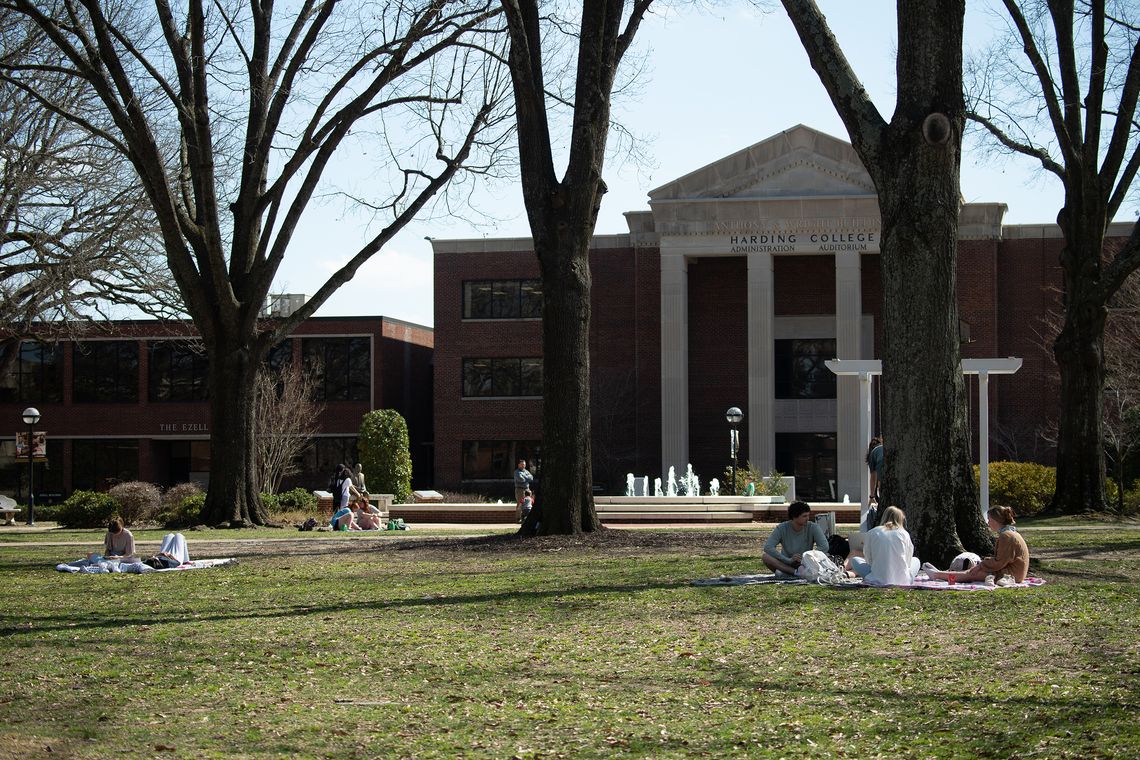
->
xmin=747 ymin=250 xmax=775 ymax=473
xmin=835 ymin=250 xmax=863 ymax=501
xmin=660 ymin=251 xmax=689 ymax=473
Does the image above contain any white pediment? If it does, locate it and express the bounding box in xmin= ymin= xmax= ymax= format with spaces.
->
xmin=649 ymin=124 xmax=875 ymax=201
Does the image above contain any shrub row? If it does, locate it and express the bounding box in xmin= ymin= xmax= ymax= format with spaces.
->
xmin=53 ymin=483 xmax=319 ymax=529
xmin=974 ymin=461 xmax=1056 ymax=517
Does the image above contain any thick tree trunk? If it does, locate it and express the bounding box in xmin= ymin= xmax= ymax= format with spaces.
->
xmin=1051 ymin=264 xmax=1108 ymax=514
xmin=874 ymin=1 xmax=987 ymax=565
xmin=534 ymin=220 xmax=601 ymax=535
xmin=200 ymin=338 xmax=268 ymax=527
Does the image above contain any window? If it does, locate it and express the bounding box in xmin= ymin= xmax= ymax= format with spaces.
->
xmin=462 ymin=440 xmax=541 ymax=480
xmin=73 ymin=341 xmax=139 ymax=403
xmin=72 ymin=439 xmax=140 ymax=491
xmin=774 ymin=339 xmax=836 ymax=399
xmin=301 ymin=337 xmax=370 ymax=401
xmin=775 ymin=433 xmax=837 ymax=500
xmin=302 ymin=437 xmax=359 ymax=484
xmin=148 ymin=341 xmax=210 ymax=402
xmin=463 ymin=279 xmax=542 ymax=319
xmin=463 ymin=358 xmax=542 ymax=397
xmin=0 ymin=341 xmax=63 ymax=403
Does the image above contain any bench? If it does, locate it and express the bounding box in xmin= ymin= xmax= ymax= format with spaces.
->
xmin=1 ymin=508 xmax=21 ymax=525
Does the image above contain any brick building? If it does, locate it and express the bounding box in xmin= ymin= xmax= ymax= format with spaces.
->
xmin=0 ymin=313 xmax=432 ymax=503
xmin=431 ymin=125 xmax=1130 ymax=501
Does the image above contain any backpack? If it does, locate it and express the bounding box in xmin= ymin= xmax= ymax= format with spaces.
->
xmin=797 ymin=550 xmax=845 ymax=584
xmin=298 ymin=517 xmax=317 ymax=532
xmin=827 ymin=534 xmax=851 ymax=560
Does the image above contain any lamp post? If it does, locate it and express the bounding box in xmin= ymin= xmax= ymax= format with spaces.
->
xmin=22 ymin=407 xmax=40 ymax=526
xmin=725 ymin=406 xmax=743 ymax=496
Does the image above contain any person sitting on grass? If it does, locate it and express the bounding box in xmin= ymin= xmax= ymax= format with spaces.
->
xmin=354 ymin=498 xmax=384 ymax=530
xmin=922 ymin=506 xmax=1030 ymax=583
xmin=103 ymin=517 xmax=136 ymax=559
xmin=762 ymin=501 xmax=830 ymax=576
xmin=330 ymin=503 xmax=361 ymax=531
xmin=846 ymin=505 xmax=919 ymax=585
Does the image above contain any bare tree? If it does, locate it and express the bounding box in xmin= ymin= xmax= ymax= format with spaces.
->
xmin=253 ymin=359 xmax=324 ymax=495
xmin=502 ymin=0 xmax=655 ymax=535
xmin=0 ymin=13 xmax=180 ymax=380
xmin=965 ymin=0 xmax=1140 ymax=514
xmin=1103 ymin=270 xmax=1140 ymax=512
xmin=2 ymin=0 xmax=512 ymax=525
xmin=782 ymin=0 xmax=989 ymax=563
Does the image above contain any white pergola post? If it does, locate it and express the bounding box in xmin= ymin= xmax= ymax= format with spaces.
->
xmin=826 ymin=357 xmax=1022 ymax=520
xmin=962 ymin=358 xmax=1023 ymax=517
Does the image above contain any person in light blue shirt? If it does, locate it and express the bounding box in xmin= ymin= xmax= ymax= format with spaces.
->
xmin=762 ymin=501 xmax=830 ymax=575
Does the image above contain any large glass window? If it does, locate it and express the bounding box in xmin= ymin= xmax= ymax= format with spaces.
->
xmin=72 ymin=439 xmax=139 ymax=491
xmin=302 ymin=437 xmax=359 ymax=484
xmin=148 ymin=340 xmax=210 ymax=402
xmin=462 ymin=440 xmax=541 ymax=480
xmin=463 ymin=358 xmax=542 ymax=397
xmin=463 ymin=279 xmax=542 ymax=319
xmin=775 ymin=339 xmax=836 ymax=399
xmin=301 ymin=337 xmax=370 ymax=401
xmin=0 ymin=437 xmax=64 ymax=502
xmin=73 ymin=341 xmax=139 ymax=403
xmin=775 ymin=433 xmax=837 ymax=500
xmin=0 ymin=341 xmax=63 ymax=403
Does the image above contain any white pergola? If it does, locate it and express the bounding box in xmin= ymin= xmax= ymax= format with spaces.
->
xmin=825 ymin=357 xmax=1023 ymax=518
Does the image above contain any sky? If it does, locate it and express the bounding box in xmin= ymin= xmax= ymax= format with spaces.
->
xmin=278 ymin=0 xmax=1078 ymax=328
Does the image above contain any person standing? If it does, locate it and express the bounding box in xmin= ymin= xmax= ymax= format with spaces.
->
xmin=513 ymin=459 xmax=534 ymax=504
xmin=351 ymin=463 xmax=368 ymax=497
xmin=866 ymin=437 xmax=884 ymax=526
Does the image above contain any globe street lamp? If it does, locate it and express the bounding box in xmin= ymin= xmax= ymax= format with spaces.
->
xmin=22 ymin=407 xmax=41 ymax=526
xmin=725 ymin=406 xmax=743 ymax=496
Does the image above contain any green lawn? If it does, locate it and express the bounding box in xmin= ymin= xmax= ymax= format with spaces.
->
xmin=1 ymin=521 xmax=1137 ymax=759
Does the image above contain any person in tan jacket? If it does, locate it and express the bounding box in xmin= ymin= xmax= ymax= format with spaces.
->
xmin=923 ymin=506 xmax=1030 ymax=583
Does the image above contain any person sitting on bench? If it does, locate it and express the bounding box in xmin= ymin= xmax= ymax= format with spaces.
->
xmin=762 ymin=501 xmax=830 ymax=576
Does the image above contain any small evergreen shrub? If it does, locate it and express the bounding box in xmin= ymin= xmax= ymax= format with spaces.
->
xmin=162 ymin=482 xmax=202 ymax=513
xmin=974 ymin=461 xmax=1055 ymax=516
xmin=161 ymin=492 xmax=205 ymax=529
xmin=725 ymin=462 xmax=790 ymax=497
xmin=108 ymin=481 xmax=162 ymax=525
xmin=56 ymin=490 xmax=118 ymax=528
xmin=358 ymin=409 xmax=413 ymax=504
xmin=271 ymin=487 xmax=318 ymax=513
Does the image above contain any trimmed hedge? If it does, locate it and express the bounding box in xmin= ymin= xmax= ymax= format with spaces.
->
xmin=56 ymin=490 xmax=118 ymax=528
xmin=974 ymin=461 xmax=1055 ymax=516
xmin=358 ymin=409 xmax=412 ymax=504
xmin=261 ymin=487 xmax=317 ymax=514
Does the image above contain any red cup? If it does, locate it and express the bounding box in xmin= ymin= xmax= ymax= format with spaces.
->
xmin=947 ymin=573 xmax=957 ymax=584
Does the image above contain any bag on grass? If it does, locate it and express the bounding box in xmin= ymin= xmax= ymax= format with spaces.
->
xmin=827 ymin=534 xmax=850 ymax=560
xmin=797 ymin=550 xmax=845 ymax=584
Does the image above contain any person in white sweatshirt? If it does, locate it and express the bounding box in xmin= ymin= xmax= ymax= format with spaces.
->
xmin=847 ymin=505 xmax=919 ymax=585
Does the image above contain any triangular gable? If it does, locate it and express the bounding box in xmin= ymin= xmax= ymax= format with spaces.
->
xmin=648 ymin=124 xmax=875 ymax=201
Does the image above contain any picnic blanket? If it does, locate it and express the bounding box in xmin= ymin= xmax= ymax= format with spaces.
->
xmin=910 ymin=576 xmax=1045 ymax=591
xmin=56 ymin=557 xmax=238 ymax=574
xmin=693 ymin=573 xmax=1045 ymax=590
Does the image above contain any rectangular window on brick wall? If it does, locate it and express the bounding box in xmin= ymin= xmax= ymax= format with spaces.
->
xmin=0 ymin=437 xmax=64 ymax=501
xmin=462 ymin=440 xmax=541 ymax=480
xmin=463 ymin=358 xmax=542 ymax=397
xmin=148 ymin=340 xmax=210 ymax=402
xmin=775 ymin=339 xmax=836 ymax=399
xmin=72 ymin=439 xmax=139 ymax=491
xmin=775 ymin=433 xmax=837 ymax=500
xmin=463 ymin=279 xmax=542 ymax=319
xmin=74 ymin=341 xmax=139 ymax=403
xmin=301 ymin=437 xmax=359 ymax=487
xmin=0 ymin=341 xmax=63 ymax=404
xmin=301 ymin=337 xmax=370 ymax=401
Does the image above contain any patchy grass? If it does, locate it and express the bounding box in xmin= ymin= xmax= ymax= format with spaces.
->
xmin=0 ymin=522 xmax=1137 ymax=758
